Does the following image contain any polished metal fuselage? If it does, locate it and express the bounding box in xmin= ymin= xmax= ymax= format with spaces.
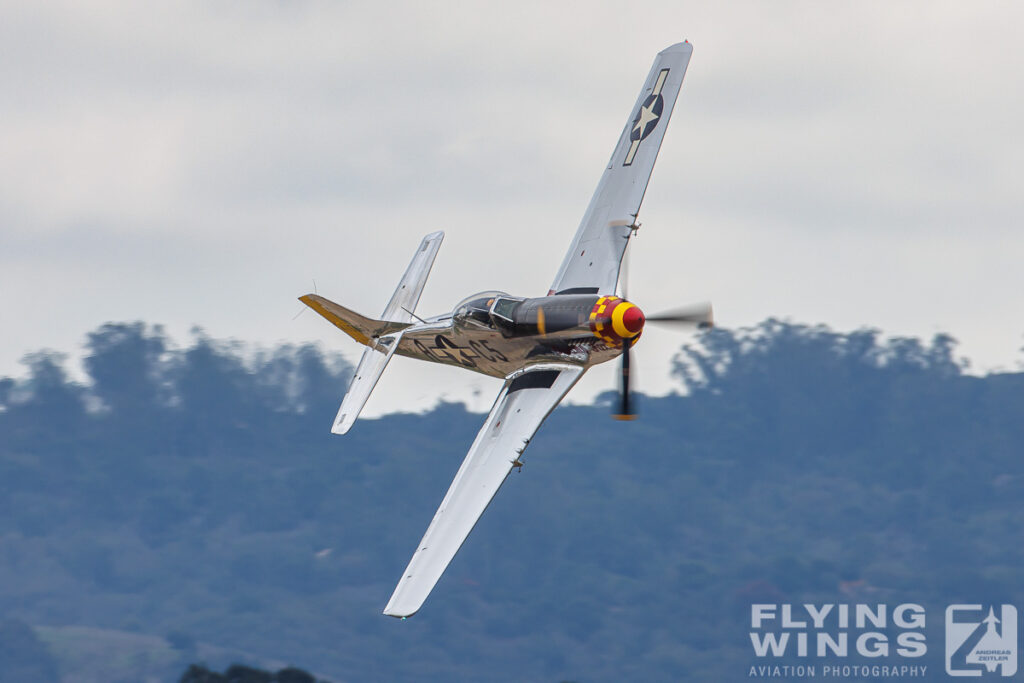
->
xmin=381 ymin=294 xmax=623 ymax=379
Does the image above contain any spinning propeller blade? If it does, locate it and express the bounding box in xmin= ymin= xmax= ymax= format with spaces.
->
xmin=646 ymin=302 xmax=714 ymax=329
xmin=613 ymin=336 xmax=636 ymax=420
xmin=608 ymin=235 xmax=711 ymax=420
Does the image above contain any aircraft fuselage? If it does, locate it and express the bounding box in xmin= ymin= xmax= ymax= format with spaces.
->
xmin=384 ymin=292 xmax=645 ymax=378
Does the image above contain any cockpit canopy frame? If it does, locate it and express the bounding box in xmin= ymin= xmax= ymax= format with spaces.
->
xmin=453 ymin=291 xmax=525 ymax=330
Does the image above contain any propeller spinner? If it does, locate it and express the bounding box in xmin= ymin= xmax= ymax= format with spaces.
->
xmin=601 ymin=296 xmax=713 ymax=421
xmin=534 ymin=293 xmax=711 ymax=421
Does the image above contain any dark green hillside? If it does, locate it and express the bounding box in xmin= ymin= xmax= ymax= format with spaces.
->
xmin=1 ymin=321 xmax=1021 ymax=681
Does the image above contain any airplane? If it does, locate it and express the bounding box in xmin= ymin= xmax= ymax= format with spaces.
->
xmin=299 ymin=41 xmax=711 ymax=618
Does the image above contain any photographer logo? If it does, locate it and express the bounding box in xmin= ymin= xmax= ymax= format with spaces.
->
xmin=946 ymin=604 xmax=1017 ymax=677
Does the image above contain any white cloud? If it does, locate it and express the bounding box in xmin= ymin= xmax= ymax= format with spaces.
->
xmin=2 ymin=1 xmax=1023 ymax=413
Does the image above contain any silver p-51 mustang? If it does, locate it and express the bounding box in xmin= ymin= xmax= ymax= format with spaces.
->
xmin=300 ymin=41 xmax=710 ymax=618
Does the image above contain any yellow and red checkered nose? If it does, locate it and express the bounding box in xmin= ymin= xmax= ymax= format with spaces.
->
xmin=589 ymin=296 xmax=645 ymax=347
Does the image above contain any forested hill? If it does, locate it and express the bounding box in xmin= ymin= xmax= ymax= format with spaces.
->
xmin=1 ymin=321 xmax=1022 ymax=682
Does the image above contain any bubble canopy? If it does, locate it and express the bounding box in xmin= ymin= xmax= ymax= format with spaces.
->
xmin=454 ymin=291 xmax=509 ymax=312
xmin=453 ymin=291 xmax=523 ymax=328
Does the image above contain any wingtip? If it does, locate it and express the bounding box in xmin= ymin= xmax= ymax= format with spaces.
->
xmin=662 ymin=40 xmax=693 ymax=54
xmin=331 ymin=411 xmax=354 ymax=434
xmin=383 ymin=576 xmax=429 ymax=618
xmin=383 ymin=602 xmax=420 ymax=619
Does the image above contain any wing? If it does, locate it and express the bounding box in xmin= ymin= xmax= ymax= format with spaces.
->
xmin=549 ymin=41 xmax=693 ymax=296
xmin=383 ymin=363 xmax=586 ymax=617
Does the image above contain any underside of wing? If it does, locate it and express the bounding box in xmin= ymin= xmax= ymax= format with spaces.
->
xmin=550 ymin=42 xmax=693 ymax=297
xmin=383 ymin=363 xmax=586 ymax=618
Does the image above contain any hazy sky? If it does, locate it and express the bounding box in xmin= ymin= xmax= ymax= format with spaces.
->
xmin=3 ymin=2 xmax=1023 ymax=416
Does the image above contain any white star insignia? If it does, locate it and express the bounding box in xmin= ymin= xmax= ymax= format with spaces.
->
xmin=633 ymin=101 xmax=660 ymax=135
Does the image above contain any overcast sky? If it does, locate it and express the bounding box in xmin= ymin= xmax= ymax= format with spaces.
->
xmin=3 ymin=1 xmax=1023 ymax=416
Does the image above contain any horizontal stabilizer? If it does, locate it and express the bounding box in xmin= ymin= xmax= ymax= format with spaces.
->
xmin=381 ymin=230 xmax=444 ymax=323
xmin=332 ymin=335 xmax=402 ymax=434
xmin=303 ymin=231 xmax=445 ymax=434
